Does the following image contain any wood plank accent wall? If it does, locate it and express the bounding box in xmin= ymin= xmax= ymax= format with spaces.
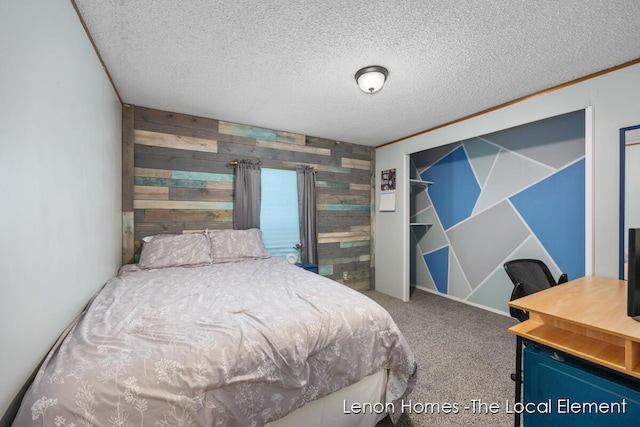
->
xmin=122 ymin=105 xmax=375 ymax=290
xmin=122 ymin=105 xmax=135 ymax=265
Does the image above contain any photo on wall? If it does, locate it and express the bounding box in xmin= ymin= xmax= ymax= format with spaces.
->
xmin=381 ymin=168 xmax=396 ymax=191
xmin=380 ymin=168 xmax=397 ymax=211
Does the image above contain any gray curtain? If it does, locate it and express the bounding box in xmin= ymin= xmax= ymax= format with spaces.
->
xmin=296 ymin=166 xmax=318 ymax=264
xmin=233 ymin=160 xmax=261 ymax=230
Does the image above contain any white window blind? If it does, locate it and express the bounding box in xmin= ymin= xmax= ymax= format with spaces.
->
xmin=260 ymin=168 xmax=300 ymax=258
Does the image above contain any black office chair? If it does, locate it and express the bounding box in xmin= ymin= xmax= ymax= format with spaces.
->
xmin=503 ymin=258 xmax=568 ymax=427
xmin=504 ymin=258 xmax=568 ymax=322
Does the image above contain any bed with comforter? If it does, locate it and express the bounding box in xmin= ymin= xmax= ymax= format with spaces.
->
xmin=11 ymin=230 xmax=416 ymax=426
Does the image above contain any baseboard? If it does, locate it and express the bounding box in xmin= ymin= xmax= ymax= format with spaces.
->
xmin=412 ymin=285 xmax=511 ymax=318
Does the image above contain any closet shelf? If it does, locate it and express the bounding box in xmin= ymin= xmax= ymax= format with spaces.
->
xmin=410 ymin=179 xmax=433 ymax=187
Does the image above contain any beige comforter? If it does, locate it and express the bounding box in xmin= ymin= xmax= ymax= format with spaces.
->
xmin=13 ymin=257 xmax=416 ymax=426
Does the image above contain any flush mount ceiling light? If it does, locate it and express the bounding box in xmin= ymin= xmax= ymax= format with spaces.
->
xmin=355 ymin=65 xmax=388 ymax=94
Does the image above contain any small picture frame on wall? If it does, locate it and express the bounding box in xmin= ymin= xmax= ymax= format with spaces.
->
xmin=380 ymin=168 xmax=396 ymax=211
xmin=381 ymin=168 xmax=396 ymax=191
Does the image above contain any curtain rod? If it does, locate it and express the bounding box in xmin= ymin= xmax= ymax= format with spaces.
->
xmin=228 ymin=159 xmax=260 ymax=167
xmin=228 ymin=160 xmax=317 ymax=173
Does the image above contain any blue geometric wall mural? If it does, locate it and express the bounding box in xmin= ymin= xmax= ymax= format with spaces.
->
xmin=463 ymin=138 xmax=501 ymax=188
xmin=420 ymin=146 xmax=482 ymax=230
xmin=410 ymin=110 xmax=586 ymax=314
xmin=510 ymin=159 xmax=586 ymax=280
xmin=473 ymin=149 xmax=555 ymax=214
xmin=424 ymin=246 xmax=449 ymax=294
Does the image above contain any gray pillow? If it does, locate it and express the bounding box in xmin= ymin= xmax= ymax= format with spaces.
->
xmin=139 ymin=233 xmax=212 ymax=269
xmin=205 ymin=228 xmax=271 ymax=262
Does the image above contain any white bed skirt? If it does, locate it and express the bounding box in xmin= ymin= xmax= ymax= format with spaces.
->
xmin=267 ymin=369 xmax=388 ymax=427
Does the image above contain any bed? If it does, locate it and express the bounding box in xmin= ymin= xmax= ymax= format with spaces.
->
xmin=11 ymin=230 xmax=416 ymax=426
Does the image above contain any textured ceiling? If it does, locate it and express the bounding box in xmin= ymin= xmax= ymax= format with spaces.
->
xmin=74 ymin=1 xmax=640 ymax=147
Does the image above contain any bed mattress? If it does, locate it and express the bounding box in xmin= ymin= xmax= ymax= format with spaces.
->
xmin=12 ymin=257 xmax=416 ymax=426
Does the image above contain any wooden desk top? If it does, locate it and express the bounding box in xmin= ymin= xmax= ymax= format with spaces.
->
xmin=509 ymin=276 xmax=640 ymax=378
xmin=509 ymin=276 xmax=640 ymax=341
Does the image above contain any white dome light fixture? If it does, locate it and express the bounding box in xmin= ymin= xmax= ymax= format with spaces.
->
xmin=355 ymin=65 xmax=388 ymax=94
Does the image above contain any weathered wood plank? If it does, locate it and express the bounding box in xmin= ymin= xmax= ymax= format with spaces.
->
xmin=337 ymin=145 xmax=374 ymax=159
xmin=136 ymin=119 xmax=256 ymax=146
xmin=206 ymin=181 xmax=234 ymax=190
xmin=171 ymin=170 xmax=234 ymax=182
xmin=123 ymin=106 xmax=135 ymax=212
xmin=319 ymin=224 xmax=369 ymax=234
xmin=135 ymin=107 xmax=263 ymax=151
xmin=134 ymin=167 xmax=172 ymax=178
xmin=276 ymin=130 xmax=305 ymax=145
xmin=168 ymin=187 xmax=233 ymax=202
xmin=369 ymin=148 xmax=376 ymax=276
xmin=319 ymin=210 xmax=370 ymax=218
xmin=122 ymin=211 xmax=134 ymax=265
xmin=134 ymin=185 xmax=169 ymax=200
xmin=318 ymin=204 xmax=370 ymax=211
xmin=305 ymin=136 xmax=340 ymax=148
xmin=217 ymin=142 xmax=337 ymax=166
xmin=135 ymin=105 xmax=220 ymax=132
xmin=318 ymin=264 xmax=334 ymax=275
xmin=259 ymin=159 xmax=318 ymax=171
xmin=316 ymin=181 xmax=350 ymax=190
xmin=134 ymin=167 xmax=234 ymax=186
xmin=141 ymin=209 xmax=233 ymax=223
xmin=257 ymin=139 xmax=331 ymax=156
xmin=350 ymin=183 xmax=372 ymax=191
xmin=318 ymin=231 xmax=370 ymax=243
xmin=134 ymin=143 xmax=223 ymax=163
xmin=322 ymin=254 xmax=371 ymax=265
xmin=134 ymin=200 xmax=234 ymax=210
xmin=315 ymin=164 xmax=353 ymax=174
xmin=219 ymin=121 xmax=276 ymax=141
xmin=135 ymin=129 xmax=218 ymax=153
xmin=135 ymin=221 xmax=232 ymax=236
xmin=134 ymin=146 xmax=230 ymax=175
xmin=316 ymin=170 xmax=371 ymax=184
xmin=340 ymin=240 xmax=371 ymax=251
xmin=133 ymin=176 xmax=206 ymax=189
xmin=319 ymin=212 xmax=369 ymax=228
xmin=122 ymin=105 xmax=135 ymax=265
xmin=318 ymin=224 xmax=371 ymax=234
xmin=306 ymin=136 xmax=373 ymax=160
xmin=319 ymin=225 xmax=368 ymax=234
xmin=321 ymin=187 xmax=371 ymax=198
xmin=342 ymin=158 xmax=371 ymax=170
xmin=318 ymin=243 xmax=370 ymax=259
xmin=341 ymin=267 xmax=370 ymax=281
xmin=317 ymin=193 xmax=370 ymax=205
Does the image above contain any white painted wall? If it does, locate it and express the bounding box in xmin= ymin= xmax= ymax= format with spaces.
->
xmin=375 ymin=64 xmax=640 ymax=301
xmin=0 ymin=0 xmax=122 ymax=417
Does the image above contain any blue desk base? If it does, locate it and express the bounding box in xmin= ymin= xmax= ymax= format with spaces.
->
xmin=523 ymin=345 xmax=640 ymax=426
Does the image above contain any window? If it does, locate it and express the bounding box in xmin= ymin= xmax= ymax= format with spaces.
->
xmin=260 ymin=168 xmax=300 ymax=258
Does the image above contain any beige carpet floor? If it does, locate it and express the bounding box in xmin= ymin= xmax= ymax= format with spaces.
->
xmin=366 ymin=288 xmax=519 ymax=427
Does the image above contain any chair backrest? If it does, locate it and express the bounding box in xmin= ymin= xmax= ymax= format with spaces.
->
xmin=503 ymin=259 xmax=558 ymax=322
